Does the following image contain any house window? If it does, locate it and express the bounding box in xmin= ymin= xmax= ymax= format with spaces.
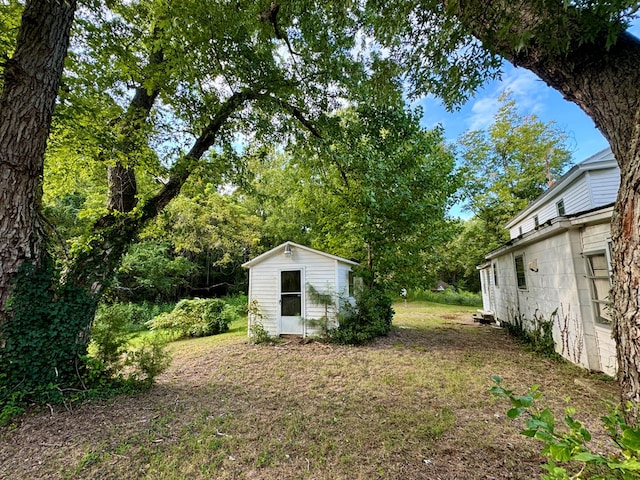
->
xmin=557 ymin=199 xmax=566 ymax=216
xmin=534 ymin=216 xmax=539 ymax=228
xmin=514 ymin=255 xmax=527 ymax=289
xmin=586 ymin=252 xmax=612 ymax=325
xmin=492 ymin=262 xmax=498 ymax=287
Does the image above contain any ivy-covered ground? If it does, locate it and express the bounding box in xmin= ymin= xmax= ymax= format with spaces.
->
xmin=0 ymin=302 xmax=618 ymax=479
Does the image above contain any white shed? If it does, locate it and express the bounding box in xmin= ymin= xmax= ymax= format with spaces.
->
xmin=242 ymin=241 xmax=359 ymax=338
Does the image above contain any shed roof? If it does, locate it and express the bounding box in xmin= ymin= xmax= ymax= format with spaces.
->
xmin=242 ymin=241 xmax=360 ymax=268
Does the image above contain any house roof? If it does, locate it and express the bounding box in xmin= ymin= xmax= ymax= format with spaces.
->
xmin=504 ymin=147 xmax=617 ymax=229
xmin=242 ymin=241 xmax=360 ymax=268
xmin=485 ymin=203 xmax=614 ymax=260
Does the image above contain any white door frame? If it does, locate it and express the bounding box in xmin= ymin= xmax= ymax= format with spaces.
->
xmin=278 ymin=267 xmax=305 ymax=336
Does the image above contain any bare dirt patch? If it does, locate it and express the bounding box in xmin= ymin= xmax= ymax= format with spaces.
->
xmin=0 ymin=303 xmax=618 ymax=479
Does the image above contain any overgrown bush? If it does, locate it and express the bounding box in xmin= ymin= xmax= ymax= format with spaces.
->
xmin=408 ymin=287 xmax=482 ymax=306
xmin=328 ymin=286 xmax=394 ymax=345
xmin=95 ymin=301 xmax=174 ymax=333
xmin=249 ymin=322 xmax=276 ymax=345
xmin=491 ymin=376 xmax=640 ymax=479
xmin=147 ymin=297 xmax=241 ymax=339
xmin=0 ymin=260 xmax=172 ymax=426
xmin=0 ymin=257 xmax=97 ymax=397
xmin=90 ymin=302 xmax=171 ymax=378
xmin=504 ymin=310 xmax=558 ymax=357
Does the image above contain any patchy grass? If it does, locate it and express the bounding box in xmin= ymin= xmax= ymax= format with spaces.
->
xmin=0 ymin=301 xmax=618 ymax=479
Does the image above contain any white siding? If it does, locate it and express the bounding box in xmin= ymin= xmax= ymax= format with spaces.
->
xmin=581 ymin=223 xmax=611 ymax=253
xmin=595 ymin=326 xmax=617 ymax=376
xmin=536 ymin=201 xmax=559 ymax=225
xmin=588 ymin=169 xmax=620 ymax=206
xmin=247 ymin=245 xmax=354 ymax=336
xmin=492 ymin=231 xmax=590 ymax=370
xmin=562 ymin=177 xmax=591 ymax=214
xmin=486 ymin=214 xmax=617 ymax=375
xmin=580 ymin=223 xmax=615 ymax=375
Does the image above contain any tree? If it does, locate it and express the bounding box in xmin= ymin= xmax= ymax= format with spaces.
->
xmin=365 ymin=0 xmax=640 ymax=419
xmin=433 ymin=218 xmax=490 ymax=292
xmin=247 ymin=104 xmax=459 ymax=288
xmin=458 ymin=93 xmax=572 ymax=241
xmin=0 ymin=0 xmax=76 ymax=324
xmin=0 ymin=0 xmax=401 ymax=393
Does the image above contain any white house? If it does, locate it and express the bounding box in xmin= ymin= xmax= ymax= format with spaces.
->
xmin=478 ymin=148 xmax=619 ymax=375
xmin=242 ymin=241 xmax=359 ymax=338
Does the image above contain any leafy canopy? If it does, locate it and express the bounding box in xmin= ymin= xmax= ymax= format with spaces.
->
xmin=457 ymin=93 xmax=572 ymax=239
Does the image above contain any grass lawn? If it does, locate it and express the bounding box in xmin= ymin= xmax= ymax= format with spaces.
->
xmin=0 ymin=301 xmax=619 ymax=479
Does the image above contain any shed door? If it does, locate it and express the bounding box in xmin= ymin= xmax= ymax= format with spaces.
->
xmin=280 ymin=270 xmax=303 ymax=335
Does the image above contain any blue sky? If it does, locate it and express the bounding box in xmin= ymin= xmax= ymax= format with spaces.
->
xmin=423 ymin=22 xmax=639 ymax=218
xmin=418 ymin=68 xmax=608 ymax=163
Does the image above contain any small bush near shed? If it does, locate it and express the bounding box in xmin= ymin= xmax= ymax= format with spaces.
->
xmin=148 ymin=298 xmax=240 ymax=339
xmin=328 ymin=287 xmax=394 ymax=345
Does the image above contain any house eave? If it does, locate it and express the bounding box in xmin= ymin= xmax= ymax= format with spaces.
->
xmin=485 ymin=204 xmax=614 ymax=260
xmin=504 ymin=148 xmax=616 ymax=229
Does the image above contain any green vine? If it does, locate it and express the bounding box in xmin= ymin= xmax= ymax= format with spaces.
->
xmin=1 ymin=256 xmax=97 ymax=393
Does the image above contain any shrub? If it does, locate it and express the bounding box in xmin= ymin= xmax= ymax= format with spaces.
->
xmin=408 ymin=287 xmax=482 ymax=307
xmin=328 ymin=286 xmax=394 ymax=345
xmin=95 ymin=301 xmax=174 ymax=333
xmin=504 ymin=309 xmax=558 ymax=358
xmin=249 ymin=322 xmax=276 ymax=345
xmin=147 ymin=297 xmax=241 ymax=339
xmin=491 ymin=375 xmax=640 ymax=479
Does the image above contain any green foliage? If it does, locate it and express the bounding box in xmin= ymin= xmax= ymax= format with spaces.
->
xmin=306 ymin=284 xmax=338 ymax=335
xmin=95 ymin=301 xmax=174 ymax=333
xmin=148 ymin=298 xmax=240 ymax=339
xmin=0 ymin=258 xmax=97 ymax=393
xmin=248 ymin=103 xmax=459 ymax=289
xmin=505 ymin=310 xmax=558 ymax=357
xmin=458 ymin=93 xmax=572 ymax=239
xmin=122 ymin=334 xmax=172 ymax=387
xmin=431 ymin=218 xmax=494 ymax=292
xmin=0 ymin=258 xmax=171 ymax=425
xmin=408 ymin=287 xmax=482 ymax=307
xmin=114 ymin=241 xmax=195 ymax=302
xmin=248 ymin=322 xmax=277 ymax=345
xmin=90 ymin=301 xmax=173 ymax=379
xmin=142 ymin=182 xmax=261 ymax=298
xmin=366 ymin=1 xmax=638 ymax=107
xmin=0 ymin=0 xmax=23 ymax=84
xmin=491 ymin=376 xmax=640 ymax=479
xmin=328 ymin=287 xmax=394 ymax=345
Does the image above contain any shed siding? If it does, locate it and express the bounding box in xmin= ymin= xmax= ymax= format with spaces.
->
xmin=246 ymin=245 xmax=354 ymax=336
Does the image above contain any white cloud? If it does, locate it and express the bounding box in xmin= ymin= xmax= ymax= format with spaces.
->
xmin=465 ymin=67 xmax=549 ymax=131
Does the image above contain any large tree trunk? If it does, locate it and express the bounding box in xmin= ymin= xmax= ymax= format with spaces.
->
xmin=0 ymin=0 xmax=76 ymax=328
xmin=106 ymin=46 xmax=164 ymax=214
xmin=452 ymin=0 xmax=640 ymax=422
